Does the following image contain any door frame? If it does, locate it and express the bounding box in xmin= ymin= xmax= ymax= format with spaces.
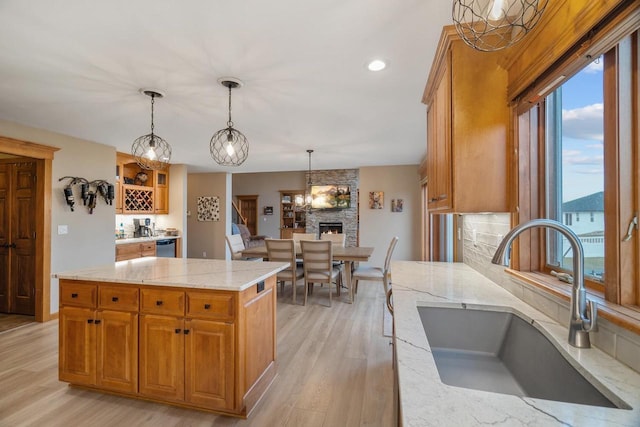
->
xmin=236 ymin=195 xmax=259 ymax=235
xmin=1 ymin=136 xmax=58 ymax=322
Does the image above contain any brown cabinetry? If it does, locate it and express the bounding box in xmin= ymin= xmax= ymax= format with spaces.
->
xmin=115 ymin=152 xmax=170 ymax=214
xmin=58 ymin=276 xmax=276 ymax=417
xmin=138 ymin=288 xmax=235 ymax=410
xmin=115 ymin=241 xmax=156 ymax=261
xmin=422 ymin=26 xmax=509 ymax=213
xmin=59 ymin=281 xmax=138 ymax=394
xmin=279 ymin=190 xmax=306 ymax=238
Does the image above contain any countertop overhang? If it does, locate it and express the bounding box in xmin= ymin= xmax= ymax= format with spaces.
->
xmin=115 ymin=235 xmax=180 ymax=245
xmin=54 ymin=257 xmax=289 ymax=291
xmin=392 ymin=261 xmax=640 ymax=426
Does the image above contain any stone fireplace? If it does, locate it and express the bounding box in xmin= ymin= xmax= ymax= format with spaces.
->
xmin=305 ymin=168 xmax=359 ymax=247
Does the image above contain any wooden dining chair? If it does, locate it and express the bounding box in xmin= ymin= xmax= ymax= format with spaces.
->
xmin=321 ymin=233 xmax=346 ymax=286
xmin=300 ymin=240 xmax=341 ymax=307
xmin=352 ymin=236 xmax=399 ymax=297
xmin=292 ymin=232 xmax=317 ymax=243
xmin=265 ymin=238 xmax=304 ymax=304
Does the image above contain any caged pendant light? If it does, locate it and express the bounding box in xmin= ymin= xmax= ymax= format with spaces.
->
xmin=210 ymin=78 xmax=249 ymax=166
xmin=452 ymin=0 xmax=548 ymax=52
xmin=131 ymin=89 xmax=172 ymax=170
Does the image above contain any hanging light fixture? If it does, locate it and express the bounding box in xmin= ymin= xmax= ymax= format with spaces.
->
xmin=210 ymin=78 xmax=249 ymax=166
xmin=452 ymin=0 xmax=548 ymax=52
xmin=131 ymin=89 xmax=172 ymax=170
xmin=304 ymin=149 xmax=314 ymax=207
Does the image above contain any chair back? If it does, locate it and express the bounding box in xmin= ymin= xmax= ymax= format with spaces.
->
xmin=265 ymin=239 xmax=296 ymax=270
xmin=383 ymin=236 xmax=399 ymax=273
xmin=225 ymin=234 xmax=246 ymax=260
xmin=320 ymin=233 xmax=345 ymax=247
xmin=300 ymin=240 xmax=333 ymax=282
xmin=292 ymin=232 xmax=317 ymax=243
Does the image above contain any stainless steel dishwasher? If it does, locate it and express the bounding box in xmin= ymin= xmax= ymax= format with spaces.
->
xmin=156 ymin=239 xmax=176 ymax=257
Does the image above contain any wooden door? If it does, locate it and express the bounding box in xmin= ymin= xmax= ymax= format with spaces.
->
xmin=139 ymin=314 xmax=185 ymax=401
xmin=237 ymin=195 xmax=258 ymax=235
xmin=0 ymin=161 xmax=37 ymax=314
xmin=59 ymin=306 xmax=97 ymax=386
xmin=185 ymin=319 xmax=235 ymax=410
xmin=96 ymin=310 xmax=138 ymax=393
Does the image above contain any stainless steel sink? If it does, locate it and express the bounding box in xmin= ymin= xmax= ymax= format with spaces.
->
xmin=418 ymin=305 xmax=631 ymax=409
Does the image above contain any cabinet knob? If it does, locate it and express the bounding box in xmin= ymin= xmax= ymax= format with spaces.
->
xmin=204 ymin=304 xmax=211 ymax=309
xmin=175 ymin=328 xmax=181 ymax=334
xmin=112 ymin=296 xmax=119 ymax=302
xmin=156 ymin=300 xmax=163 ymax=306
xmin=94 ymin=319 xmax=101 ymax=325
xmin=87 ymin=319 xmax=94 ymax=324
xmin=183 ymin=329 xmax=190 ymax=335
xmin=71 ymin=293 xmax=78 ymax=298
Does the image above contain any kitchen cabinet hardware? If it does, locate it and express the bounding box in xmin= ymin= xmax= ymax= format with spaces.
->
xmin=175 ymin=328 xmax=182 ymax=334
xmin=204 ymin=304 xmax=211 ymax=309
xmin=112 ymin=296 xmax=119 ymax=302
xmin=156 ymin=300 xmax=163 ymax=306
xmin=71 ymin=293 xmax=78 ymax=298
xmin=87 ymin=319 xmax=94 ymax=324
xmin=183 ymin=329 xmax=190 ymax=335
xmin=94 ymin=319 xmax=101 ymax=324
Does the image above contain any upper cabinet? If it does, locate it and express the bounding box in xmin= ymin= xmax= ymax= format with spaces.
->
xmin=115 ymin=152 xmax=170 ymax=214
xmin=422 ymin=26 xmax=509 ymax=213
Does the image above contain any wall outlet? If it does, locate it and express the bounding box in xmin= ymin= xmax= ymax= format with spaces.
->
xmin=202 ymin=251 xmax=207 ymax=258
xmin=58 ymin=225 xmax=68 ymax=235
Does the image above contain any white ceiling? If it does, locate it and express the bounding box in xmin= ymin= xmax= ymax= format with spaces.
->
xmin=0 ymin=0 xmax=452 ymax=173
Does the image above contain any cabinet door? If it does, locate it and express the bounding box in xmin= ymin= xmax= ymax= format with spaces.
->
xmin=154 ymin=170 xmax=169 ymax=214
xmin=59 ymin=306 xmax=96 ymax=386
xmin=96 ymin=310 xmax=138 ymax=393
xmin=428 ymin=51 xmax=452 ymax=211
xmin=139 ymin=314 xmax=185 ymax=401
xmin=185 ymin=319 xmax=235 ymax=410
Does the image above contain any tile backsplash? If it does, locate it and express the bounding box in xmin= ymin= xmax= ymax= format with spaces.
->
xmin=462 ymin=213 xmax=640 ymax=374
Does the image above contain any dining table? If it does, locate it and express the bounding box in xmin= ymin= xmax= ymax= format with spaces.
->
xmin=240 ymin=244 xmax=374 ymax=303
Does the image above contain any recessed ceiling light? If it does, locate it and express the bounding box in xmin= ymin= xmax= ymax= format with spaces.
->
xmin=367 ymin=59 xmax=387 ymax=71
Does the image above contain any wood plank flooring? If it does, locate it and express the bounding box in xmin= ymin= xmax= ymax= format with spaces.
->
xmin=0 ymin=281 xmax=394 ymax=427
xmin=0 ymin=314 xmax=35 ymax=334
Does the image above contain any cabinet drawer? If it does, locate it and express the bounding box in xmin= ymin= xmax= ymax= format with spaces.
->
xmin=99 ymin=286 xmax=139 ymax=311
xmin=140 ymin=242 xmax=156 ymax=257
xmin=60 ymin=281 xmax=97 ymax=308
xmin=187 ymin=292 xmax=235 ymax=321
xmin=140 ymin=289 xmax=184 ymax=316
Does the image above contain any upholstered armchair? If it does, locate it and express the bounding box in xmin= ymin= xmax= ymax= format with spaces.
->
xmin=233 ymin=223 xmax=268 ymax=248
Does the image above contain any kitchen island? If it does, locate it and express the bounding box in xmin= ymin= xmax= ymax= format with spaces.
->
xmin=392 ymin=261 xmax=640 ymax=426
xmin=55 ymin=257 xmax=288 ymax=418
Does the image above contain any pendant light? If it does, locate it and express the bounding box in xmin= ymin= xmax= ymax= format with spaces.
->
xmin=304 ymin=149 xmax=314 ymax=207
xmin=452 ymin=0 xmax=548 ymax=52
xmin=131 ymin=89 xmax=172 ymax=170
xmin=210 ymin=78 xmax=249 ymax=166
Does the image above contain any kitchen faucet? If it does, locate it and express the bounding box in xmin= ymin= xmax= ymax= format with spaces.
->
xmin=491 ymin=219 xmax=597 ymax=348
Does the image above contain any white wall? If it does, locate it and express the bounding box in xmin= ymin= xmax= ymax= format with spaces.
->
xmin=232 ymin=171 xmax=306 ymax=238
xmin=187 ymin=172 xmax=230 ymax=260
xmin=358 ymin=165 xmax=421 ymax=266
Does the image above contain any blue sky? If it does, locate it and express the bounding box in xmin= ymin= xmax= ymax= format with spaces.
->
xmin=559 ymin=59 xmax=604 ymax=202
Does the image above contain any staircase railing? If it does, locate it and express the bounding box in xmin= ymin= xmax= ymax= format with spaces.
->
xmin=232 ymin=200 xmax=247 ymax=226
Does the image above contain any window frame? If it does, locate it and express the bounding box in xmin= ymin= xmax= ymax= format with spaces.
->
xmin=512 ymin=24 xmax=639 ymax=309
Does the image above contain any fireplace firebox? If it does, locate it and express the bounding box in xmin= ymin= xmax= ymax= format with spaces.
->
xmin=318 ymin=222 xmax=343 ymax=238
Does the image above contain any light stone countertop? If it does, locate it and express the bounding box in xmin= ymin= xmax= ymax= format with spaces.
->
xmin=392 ymin=261 xmax=640 ymax=427
xmin=115 ymin=235 xmax=180 ymax=245
xmin=54 ymin=257 xmax=289 ymax=291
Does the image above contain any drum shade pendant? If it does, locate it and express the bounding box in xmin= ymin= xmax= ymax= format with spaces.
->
xmin=452 ymin=0 xmax=548 ymax=52
xmin=210 ymin=78 xmax=249 ymax=166
xmin=131 ymin=89 xmax=172 ymax=170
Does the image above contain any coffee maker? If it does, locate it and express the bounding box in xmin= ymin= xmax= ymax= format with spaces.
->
xmin=133 ymin=218 xmax=152 ymax=237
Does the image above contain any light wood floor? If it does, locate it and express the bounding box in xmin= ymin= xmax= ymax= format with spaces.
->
xmin=0 ymin=281 xmax=394 ymax=427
